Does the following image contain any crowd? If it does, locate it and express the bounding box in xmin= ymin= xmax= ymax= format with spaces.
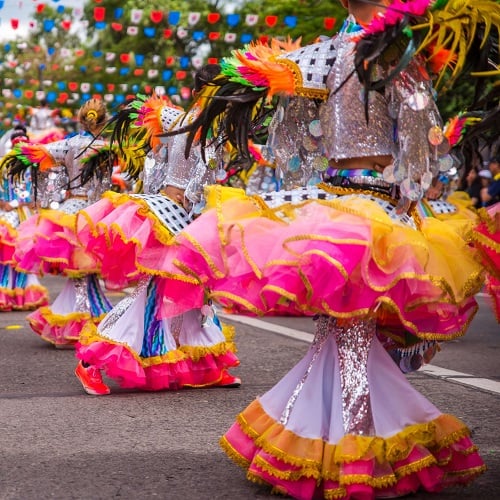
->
xmin=0 ymin=1 xmax=499 ymax=499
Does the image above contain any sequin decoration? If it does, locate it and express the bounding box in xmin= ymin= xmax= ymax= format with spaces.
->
xmin=399 ymin=178 xmax=422 ymax=201
xmin=279 ymin=316 xmax=330 ymax=426
xmin=427 ymin=125 xmax=444 ymax=146
xmin=407 ymin=90 xmax=429 ymax=111
xmin=421 ymin=171 xmax=433 ymax=190
xmin=333 ymin=317 xmax=375 ymax=435
xmin=312 ymin=156 xmax=329 ymax=172
xmin=382 ymin=163 xmax=396 ymax=183
xmin=308 ymin=119 xmax=323 ymax=138
xmin=438 ymin=154 xmax=454 ymax=172
xmin=288 ymin=155 xmax=301 ymax=172
xmin=72 ymin=277 xmax=91 ymax=313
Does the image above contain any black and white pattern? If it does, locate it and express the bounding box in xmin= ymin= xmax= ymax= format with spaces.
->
xmin=427 ymin=200 xmax=458 ymax=215
xmin=279 ymin=39 xmax=336 ymax=91
xmin=261 ymin=186 xmax=337 ymax=207
xmin=260 ymin=188 xmax=416 ymax=228
xmin=131 ymin=194 xmax=192 ymax=235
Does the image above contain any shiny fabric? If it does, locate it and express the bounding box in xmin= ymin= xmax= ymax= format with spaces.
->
xmin=154 ymin=185 xmax=483 ymax=345
xmin=221 ymin=318 xmax=485 ymax=499
xmin=76 ymin=277 xmax=239 ymax=390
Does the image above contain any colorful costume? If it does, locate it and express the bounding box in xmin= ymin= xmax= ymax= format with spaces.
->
xmin=4 ymin=99 xmax=114 ymax=347
xmin=472 ymin=203 xmax=500 ymax=322
xmin=0 ymin=130 xmax=48 ymax=311
xmin=145 ymin=1 xmax=499 ymax=497
xmin=74 ymin=95 xmax=240 ymax=392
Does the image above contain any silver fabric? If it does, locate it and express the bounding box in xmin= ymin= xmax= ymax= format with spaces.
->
xmin=30 ymin=108 xmax=55 ymax=131
xmin=72 ymin=277 xmax=91 ymax=313
xmin=141 ymin=149 xmax=169 ymax=195
xmin=319 ymin=27 xmax=395 ymax=162
xmin=266 ymin=97 xmax=328 ymax=189
xmin=36 ymin=166 xmax=69 ymax=209
xmin=279 ymin=316 xmax=331 ymax=426
xmin=158 ymin=106 xmax=215 ymax=204
xmin=332 ymin=317 xmax=375 ymax=436
xmin=99 ymin=278 xmax=150 ymax=336
xmin=170 ymin=315 xmax=183 ymax=346
xmin=42 ymin=133 xmax=112 ymax=201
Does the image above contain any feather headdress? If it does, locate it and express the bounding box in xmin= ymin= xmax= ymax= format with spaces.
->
xmin=163 ymin=37 xmax=306 ymax=164
xmin=355 ymin=0 xmax=500 ymax=97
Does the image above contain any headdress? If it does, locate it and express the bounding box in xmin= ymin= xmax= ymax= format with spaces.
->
xmin=354 ymin=0 xmax=500 ymax=103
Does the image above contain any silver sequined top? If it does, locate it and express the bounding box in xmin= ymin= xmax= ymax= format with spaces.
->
xmin=40 ymin=132 xmax=112 ymax=203
xmin=265 ymin=16 xmax=444 ymax=199
xmin=156 ymin=105 xmax=215 ymax=203
xmin=29 ymin=107 xmax=55 ymax=132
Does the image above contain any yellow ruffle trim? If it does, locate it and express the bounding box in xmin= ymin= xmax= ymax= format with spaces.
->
xmin=79 ymin=320 xmax=238 ymax=367
xmin=30 ymin=307 xmax=93 ymax=327
xmin=175 ymin=186 xmax=486 ymax=339
xmin=77 ymin=191 xmax=176 ymax=254
xmin=222 ymin=399 xmax=482 ymax=484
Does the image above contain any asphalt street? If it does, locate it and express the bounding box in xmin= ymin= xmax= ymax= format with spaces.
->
xmin=0 ymin=276 xmax=499 ymax=500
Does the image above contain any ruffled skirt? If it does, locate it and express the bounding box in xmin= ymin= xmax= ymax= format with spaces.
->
xmin=0 ymin=208 xmax=49 ymax=310
xmin=472 ymin=203 xmax=500 ymax=321
xmin=221 ymin=318 xmax=485 ymax=499
xmin=14 ymin=199 xmax=99 ymax=277
xmin=28 ymin=275 xmax=112 ymax=347
xmin=76 ymin=191 xmax=191 ymax=290
xmin=76 ymin=277 xmax=239 ymax=390
xmin=154 ymin=185 xmax=484 ymax=345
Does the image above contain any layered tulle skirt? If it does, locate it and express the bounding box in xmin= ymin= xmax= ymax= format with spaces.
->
xmin=14 ymin=199 xmax=99 ymax=277
xmin=27 ymin=274 xmax=112 ymax=347
xmin=76 ymin=277 xmax=239 ymax=390
xmin=0 ymin=208 xmax=48 ymax=310
xmin=76 ymin=191 xmax=191 ymax=290
xmin=221 ymin=325 xmax=485 ymax=499
xmin=471 ymin=203 xmax=500 ymax=321
xmin=154 ymin=185 xmax=484 ymax=346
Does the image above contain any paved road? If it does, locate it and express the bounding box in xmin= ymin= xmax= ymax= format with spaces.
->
xmin=0 ymin=276 xmax=499 ymax=499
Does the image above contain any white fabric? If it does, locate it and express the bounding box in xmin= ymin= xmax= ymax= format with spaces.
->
xmin=259 ymin=332 xmax=441 ymax=442
xmin=178 ymin=309 xmax=226 ymax=347
xmin=49 ymin=279 xmax=78 ymax=315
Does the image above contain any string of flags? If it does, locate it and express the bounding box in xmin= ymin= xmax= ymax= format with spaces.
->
xmin=0 ymin=2 xmax=339 ymax=106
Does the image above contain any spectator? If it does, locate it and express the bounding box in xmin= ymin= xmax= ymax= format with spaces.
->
xmin=480 ymin=155 xmax=500 ymax=206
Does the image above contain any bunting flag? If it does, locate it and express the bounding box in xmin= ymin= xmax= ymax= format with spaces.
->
xmin=0 ymin=2 xmax=341 ymax=111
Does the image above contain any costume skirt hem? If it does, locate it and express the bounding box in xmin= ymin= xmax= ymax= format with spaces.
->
xmin=220 ymin=400 xmax=486 ymax=500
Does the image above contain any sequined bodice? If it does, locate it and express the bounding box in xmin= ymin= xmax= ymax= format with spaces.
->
xmin=320 ymin=30 xmax=395 ymax=161
xmin=42 ymin=133 xmax=111 ymax=202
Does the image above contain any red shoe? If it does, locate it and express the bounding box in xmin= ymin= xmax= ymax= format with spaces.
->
xmin=75 ymin=361 xmax=110 ymax=395
xmin=215 ymin=370 xmax=241 ymax=388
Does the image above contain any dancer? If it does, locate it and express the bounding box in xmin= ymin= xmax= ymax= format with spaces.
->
xmin=73 ymin=65 xmax=240 ymax=395
xmin=149 ymin=0 xmax=500 ymax=497
xmin=28 ymin=98 xmax=65 ymax=144
xmin=4 ymin=98 xmax=114 ymax=347
xmin=0 ymin=126 xmax=49 ymax=311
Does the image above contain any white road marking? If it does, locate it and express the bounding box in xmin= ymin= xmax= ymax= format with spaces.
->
xmin=221 ymin=313 xmax=500 ymax=396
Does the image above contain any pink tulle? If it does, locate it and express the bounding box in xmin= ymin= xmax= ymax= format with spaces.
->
xmin=0 ymin=286 xmax=48 ymax=311
xmin=27 ymin=308 xmax=90 ymax=347
xmin=225 ymin=422 xmax=484 ymax=500
xmin=76 ymin=195 xmax=176 ymax=289
xmin=76 ymin=340 xmax=240 ymax=390
xmin=0 ymin=222 xmax=16 ymax=264
xmin=154 ymin=201 xmax=480 ymax=340
xmin=15 ymin=213 xmax=98 ymax=276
